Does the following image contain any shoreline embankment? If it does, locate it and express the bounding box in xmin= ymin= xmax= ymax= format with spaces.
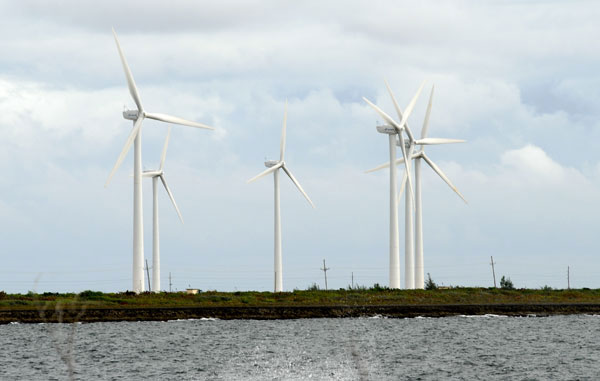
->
xmin=2 ymin=303 xmax=600 ymax=324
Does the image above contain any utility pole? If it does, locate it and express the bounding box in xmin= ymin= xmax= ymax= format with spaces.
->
xmin=490 ymin=256 xmax=497 ymax=288
xmin=568 ymin=266 xmax=570 ymax=290
xmin=351 ymin=272 xmax=354 ymax=289
xmin=169 ymin=272 xmax=172 ymax=293
xmin=321 ymin=259 xmax=330 ymax=290
xmin=145 ymin=259 xmax=151 ymax=292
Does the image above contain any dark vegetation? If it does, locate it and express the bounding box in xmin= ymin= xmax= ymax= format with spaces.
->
xmin=500 ymin=276 xmax=515 ymax=290
xmin=1 ymin=286 xmax=600 ymax=310
xmin=425 ymin=273 xmax=437 ymax=290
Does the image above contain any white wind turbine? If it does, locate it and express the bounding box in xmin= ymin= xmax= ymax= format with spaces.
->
xmin=367 ymin=85 xmax=467 ymax=289
xmin=247 ymin=102 xmax=315 ymax=292
xmin=363 ymin=81 xmax=425 ymax=289
xmin=142 ymin=127 xmax=183 ymax=292
xmin=105 ymin=29 xmax=214 ymax=293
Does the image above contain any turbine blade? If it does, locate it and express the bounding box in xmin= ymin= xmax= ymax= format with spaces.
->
xmin=364 ymin=157 xmax=405 ymax=173
xmin=397 ymin=170 xmax=408 ymax=203
xmin=385 ymin=79 xmax=415 ymax=142
xmin=112 ymin=28 xmax=143 ymax=112
xmin=416 ymin=138 xmax=466 ymax=145
xmin=247 ymin=162 xmax=282 ymax=183
xmin=160 ymin=174 xmax=184 ymax=224
xmin=384 ymin=79 xmax=403 ymax=121
xmin=282 ymin=165 xmax=315 ymax=208
xmin=159 ymin=126 xmax=172 ymax=171
xmin=422 ymin=153 xmax=468 ymax=204
xmin=144 ymin=112 xmax=214 ymax=130
xmin=362 ymin=97 xmax=402 ymax=132
xmin=105 ymin=116 xmax=144 ymax=187
xmin=397 ymin=81 xmax=425 ymax=134
xmin=399 ymin=134 xmax=415 ymax=207
xmin=421 ymin=85 xmax=434 ymax=139
xmin=280 ymin=100 xmax=288 ymax=161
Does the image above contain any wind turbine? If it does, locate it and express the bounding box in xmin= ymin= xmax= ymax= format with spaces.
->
xmin=366 ymin=85 xmax=467 ymax=289
xmin=363 ymin=81 xmax=424 ymax=289
xmin=105 ymin=29 xmax=214 ymax=293
xmin=142 ymin=127 xmax=183 ymax=292
xmin=247 ymin=102 xmax=315 ymax=292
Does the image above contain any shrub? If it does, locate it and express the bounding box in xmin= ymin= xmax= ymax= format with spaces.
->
xmin=425 ymin=273 xmax=438 ymax=290
xmin=500 ymin=276 xmax=514 ymax=290
xmin=79 ymin=290 xmax=104 ymax=300
xmin=307 ymin=283 xmax=320 ymax=291
xmin=10 ymin=300 xmax=29 ymax=306
xmin=371 ymin=283 xmax=388 ymax=291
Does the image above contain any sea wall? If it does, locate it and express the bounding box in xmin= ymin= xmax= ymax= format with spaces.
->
xmin=2 ymin=303 xmax=600 ymax=324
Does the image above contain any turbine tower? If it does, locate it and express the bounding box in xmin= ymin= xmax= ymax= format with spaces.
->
xmin=247 ymin=102 xmax=315 ymax=292
xmin=411 ymin=86 xmax=467 ymax=288
xmin=105 ymin=29 xmax=214 ymax=293
xmin=403 ymin=141 xmax=416 ymax=289
xmin=363 ymin=81 xmax=424 ymax=289
xmin=367 ymin=85 xmax=467 ymax=289
xmin=142 ymin=127 xmax=184 ymax=292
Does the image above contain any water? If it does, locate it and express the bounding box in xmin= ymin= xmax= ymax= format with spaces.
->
xmin=2 ymin=315 xmax=600 ymax=380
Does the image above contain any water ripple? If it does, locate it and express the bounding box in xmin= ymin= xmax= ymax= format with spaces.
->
xmin=1 ymin=315 xmax=599 ymax=379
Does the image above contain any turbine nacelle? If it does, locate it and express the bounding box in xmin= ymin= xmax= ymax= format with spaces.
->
xmin=265 ymin=160 xmax=280 ymax=168
xmin=123 ymin=109 xmax=140 ymax=121
xmin=142 ymin=169 xmax=163 ymax=178
xmin=395 ymin=136 xmax=412 ymax=149
xmin=376 ymin=124 xmax=397 ymax=135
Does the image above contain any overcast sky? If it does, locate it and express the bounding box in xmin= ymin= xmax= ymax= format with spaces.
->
xmin=1 ymin=0 xmax=599 ymax=293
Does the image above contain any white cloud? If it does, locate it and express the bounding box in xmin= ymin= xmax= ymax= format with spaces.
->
xmin=501 ymin=144 xmax=570 ymax=183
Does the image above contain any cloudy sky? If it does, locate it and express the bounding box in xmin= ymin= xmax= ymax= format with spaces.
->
xmin=1 ymin=0 xmax=599 ymax=293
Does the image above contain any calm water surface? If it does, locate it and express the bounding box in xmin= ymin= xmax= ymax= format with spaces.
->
xmin=2 ymin=314 xmax=600 ymax=380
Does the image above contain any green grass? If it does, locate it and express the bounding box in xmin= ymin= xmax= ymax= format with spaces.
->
xmin=1 ymin=287 xmax=600 ymax=310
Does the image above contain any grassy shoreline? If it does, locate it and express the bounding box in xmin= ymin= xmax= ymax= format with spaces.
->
xmin=2 ymin=288 xmax=600 ymax=323
xmin=2 ymin=287 xmax=600 ymax=309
